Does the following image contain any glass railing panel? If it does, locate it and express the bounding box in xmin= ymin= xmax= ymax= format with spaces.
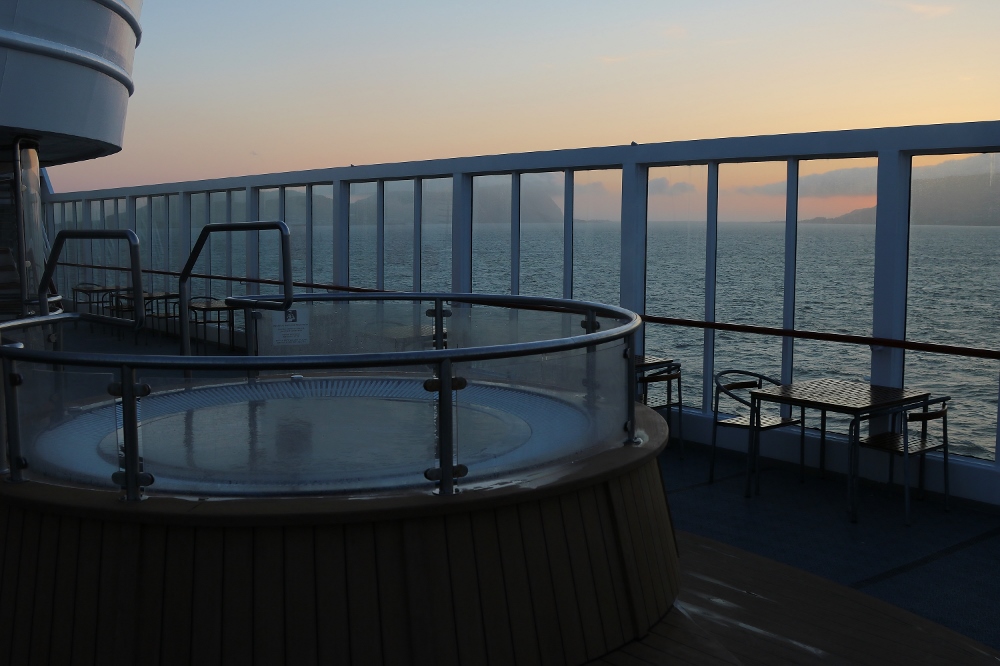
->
xmin=906 ymin=152 xmax=1000 ymax=460
xmin=472 ymin=174 xmax=511 ymax=295
xmin=384 ymin=180 xmax=414 ymax=292
xmin=285 ymin=186 xmax=308 ymax=288
xmin=793 ymin=158 xmax=877 ymax=434
xmin=421 ymin=178 xmax=452 ymax=292
xmin=209 ymin=191 xmax=230 ymax=300
xmin=150 ymin=195 xmax=168 ymax=295
xmin=714 ymin=161 xmax=787 ymax=380
xmin=311 ymin=184 xmax=334 ymax=288
xmin=136 ymin=365 xmax=439 ymax=495
xmin=90 ymin=201 xmax=104 ymax=287
xmin=349 ymin=181 xmax=377 ymax=289
xmin=167 ymin=194 xmax=183 ymax=296
xmin=519 ymin=171 xmax=564 ymax=299
xmin=258 ymin=188 xmax=281 ymax=295
xmin=16 ymin=361 xmax=117 ymax=490
xmin=190 ymin=192 xmax=209 ymax=298
xmin=646 ymin=164 xmax=708 ymax=409
xmin=453 ymin=340 xmax=628 ymax=486
xmin=573 ymin=169 xmax=621 ymax=306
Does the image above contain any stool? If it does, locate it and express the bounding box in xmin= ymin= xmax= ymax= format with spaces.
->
xmin=638 ymin=360 xmax=684 ymax=456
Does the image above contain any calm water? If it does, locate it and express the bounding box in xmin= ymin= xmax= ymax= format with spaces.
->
xmin=300 ymin=221 xmax=999 ymax=459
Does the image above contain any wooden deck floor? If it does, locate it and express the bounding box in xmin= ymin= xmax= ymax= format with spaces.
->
xmin=592 ymin=531 xmax=1000 ymax=665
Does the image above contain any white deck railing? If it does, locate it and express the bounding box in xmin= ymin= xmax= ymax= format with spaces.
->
xmin=43 ymin=120 xmax=1000 ymax=504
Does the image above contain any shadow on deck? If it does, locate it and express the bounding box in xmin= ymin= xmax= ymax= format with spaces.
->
xmin=604 ymin=430 xmax=1000 ymax=664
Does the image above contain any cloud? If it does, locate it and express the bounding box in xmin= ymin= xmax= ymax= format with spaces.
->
xmin=901 ymin=3 xmax=954 ymax=18
xmin=649 ymin=177 xmax=696 ymax=196
xmin=735 ymin=154 xmax=990 ymax=197
xmin=576 ymin=181 xmax=610 ymax=195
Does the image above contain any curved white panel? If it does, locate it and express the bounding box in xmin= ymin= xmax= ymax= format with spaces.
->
xmin=0 ymin=0 xmax=142 ymax=165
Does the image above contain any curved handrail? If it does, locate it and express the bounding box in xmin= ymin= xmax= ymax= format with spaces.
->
xmin=38 ymin=229 xmax=144 ymax=330
xmin=179 ymin=221 xmax=292 ymax=356
xmin=2 ymin=294 xmax=639 ymax=370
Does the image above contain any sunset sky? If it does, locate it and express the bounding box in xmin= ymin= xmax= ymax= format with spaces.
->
xmin=47 ymin=0 xmax=1000 ymax=220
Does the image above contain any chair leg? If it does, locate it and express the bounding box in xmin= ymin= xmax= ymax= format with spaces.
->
xmin=820 ymin=411 xmax=827 ymax=479
xmin=903 ymin=433 xmax=911 ymax=526
xmin=918 ymin=452 xmax=927 ymax=501
xmin=709 ymin=419 xmax=718 ymax=483
xmin=676 ymin=379 xmax=684 ymax=460
xmin=799 ymin=407 xmax=805 ymax=484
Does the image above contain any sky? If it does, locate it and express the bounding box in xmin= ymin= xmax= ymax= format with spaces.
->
xmin=47 ymin=0 xmax=1000 ymax=219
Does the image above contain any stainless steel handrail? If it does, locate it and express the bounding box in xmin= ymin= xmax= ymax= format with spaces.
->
xmin=38 ymin=229 xmax=144 ymax=329
xmin=178 ymin=221 xmax=293 ymax=356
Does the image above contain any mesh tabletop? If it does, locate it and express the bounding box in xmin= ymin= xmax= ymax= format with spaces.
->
xmin=750 ymin=378 xmax=930 ymax=415
xmin=636 ymin=355 xmax=674 ymax=370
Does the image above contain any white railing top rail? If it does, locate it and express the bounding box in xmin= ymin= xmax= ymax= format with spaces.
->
xmin=45 ymin=120 xmax=1000 ymax=201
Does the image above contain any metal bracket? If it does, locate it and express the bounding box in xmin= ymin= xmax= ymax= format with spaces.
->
xmin=8 ymin=373 xmax=22 ymax=387
xmin=111 ymin=470 xmax=155 ymax=488
xmin=424 ymin=464 xmax=468 ymax=482
xmin=108 ymin=382 xmax=152 ymax=398
xmin=426 ymin=308 xmax=453 ymax=318
xmin=424 ymin=376 xmax=468 ymax=392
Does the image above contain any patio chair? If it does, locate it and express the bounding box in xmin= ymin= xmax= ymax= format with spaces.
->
xmin=859 ymin=396 xmax=950 ymax=524
xmin=710 ymin=370 xmax=804 ymax=490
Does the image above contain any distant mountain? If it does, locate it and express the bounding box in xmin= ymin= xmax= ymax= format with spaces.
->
xmin=801 ymin=172 xmax=1000 ymax=226
xmin=271 ymin=181 xmax=566 ymax=227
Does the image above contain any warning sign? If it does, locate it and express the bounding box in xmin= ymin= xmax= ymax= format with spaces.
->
xmin=272 ymin=307 xmax=310 ymax=345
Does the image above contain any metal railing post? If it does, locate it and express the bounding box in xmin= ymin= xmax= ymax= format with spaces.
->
xmin=626 ymin=331 xmax=638 ymax=445
xmin=2 ymin=357 xmax=25 ymax=482
xmin=114 ymin=364 xmax=152 ymax=501
xmin=437 ymin=358 xmax=455 ymax=496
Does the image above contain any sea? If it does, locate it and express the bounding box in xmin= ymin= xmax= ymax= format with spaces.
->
xmin=289 ymin=220 xmax=999 ymax=460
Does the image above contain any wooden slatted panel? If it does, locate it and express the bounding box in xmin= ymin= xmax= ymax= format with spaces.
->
xmin=560 ymin=492 xmax=615 ymax=654
xmin=620 ymin=469 xmax=667 ymax=617
xmin=469 ymin=509 xmax=517 ymax=665
xmin=94 ymin=521 xmax=122 ymax=665
xmin=346 ymin=522 xmax=382 ymax=665
xmin=518 ymin=500 xmax=569 ymax=666
xmin=575 ymin=487 xmax=627 ymax=650
xmin=629 ymin=465 xmax=672 ymax=615
xmin=48 ymin=515 xmax=81 ymax=666
xmin=10 ymin=507 xmax=41 ymax=666
xmin=373 ymin=521 xmax=410 ymax=666
xmin=161 ymin=526 xmax=195 ymax=665
xmin=28 ymin=513 xmax=60 ymax=666
xmin=538 ymin=497 xmax=592 ymax=663
xmin=221 ymin=527 xmax=254 ymax=666
xmin=314 ymin=525 xmax=351 ymax=665
xmin=604 ymin=479 xmax=649 ymax=634
xmin=285 ymin=526 xmax=319 ymax=666
xmin=404 ymin=516 xmax=460 ymax=666
xmin=136 ymin=523 xmax=167 ymax=666
xmin=191 ymin=527 xmax=225 ymax=666
xmin=444 ymin=513 xmax=488 ymax=666
xmin=642 ymin=461 xmax=680 ymax=601
xmin=113 ymin=522 xmax=142 ymax=666
xmin=71 ymin=519 xmax=103 ymax=665
xmin=0 ymin=434 xmax=680 ymax=666
xmin=494 ymin=505 xmax=542 ymax=666
xmin=0 ymin=506 xmax=24 ymax=662
xmin=253 ymin=526 xmax=285 ymax=665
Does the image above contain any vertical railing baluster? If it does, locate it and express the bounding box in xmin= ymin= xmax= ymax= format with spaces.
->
xmin=119 ymin=364 xmax=143 ymax=501
xmin=3 ymin=357 xmax=24 ymax=482
xmin=438 ymin=358 xmax=455 ymax=495
xmin=626 ymin=331 xmax=638 ymax=445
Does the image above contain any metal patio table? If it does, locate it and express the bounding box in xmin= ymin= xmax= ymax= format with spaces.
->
xmin=748 ymin=378 xmax=931 ymax=521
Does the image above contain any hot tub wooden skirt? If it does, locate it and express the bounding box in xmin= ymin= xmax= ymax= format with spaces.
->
xmin=0 ymin=405 xmax=677 ymax=665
